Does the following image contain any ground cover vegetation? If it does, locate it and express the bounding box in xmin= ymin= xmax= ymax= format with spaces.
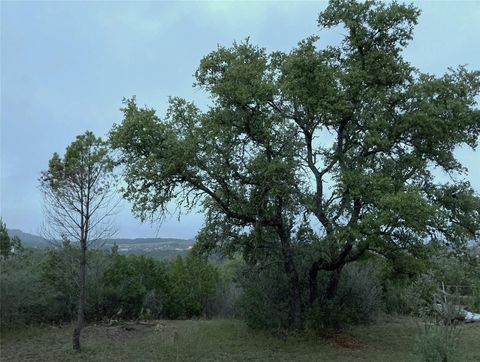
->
xmin=1 ymin=317 xmax=480 ymax=361
xmin=0 ymin=241 xmax=223 ymax=330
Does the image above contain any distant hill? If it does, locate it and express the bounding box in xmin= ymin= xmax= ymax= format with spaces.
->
xmin=101 ymin=237 xmax=194 ymax=254
xmin=6 ymin=229 xmax=195 ymax=260
xmin=7 ymin=229 xmax=49 ymax=248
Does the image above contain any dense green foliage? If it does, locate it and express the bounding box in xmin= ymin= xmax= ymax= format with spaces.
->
xmin=382 ymin=247 xmax=480 ymax=316
xmin=109 ymin=0 xmax=480 ymax=330
xmin=39 ymin=131 xmax=117 ymax=245
xmin=0 ymin=247 xmax=221 ymax=331
xmin=104 ymin=251 xmax=168 ymax=318
xmin=1 ymin=250 xmax=58 ymax=328
xmin=166 ymin=253 xmax=220 ymax=319
xmin=237 ymin=259 xmax=291 ymax=330
xmin=307 ymin=263 xmax=384 ymax=330
xmin=0 ymin=220 xmax=23 ymax=258
xmin=238 ymin=260 xmax=384 ymax=331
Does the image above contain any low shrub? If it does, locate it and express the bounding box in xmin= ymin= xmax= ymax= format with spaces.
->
xmin=415 ymin=323 xmax=462 ymax=362
xmin=140 ymin=289 xmax=163 ymax=319
xmin=337 ymin=263 xmax=384 ymax=324
xmin=414 ymin=287 xmax=463 ymax=362
xmin=306 ymin=299 xmax=352 ymax=331
xmin=307 ymin=263 xmax=383 ymax=331
xmin=0 ymin=250 xmax=59 ymax=330
xmin=385 ymin=273 xmax=438 ymax=316
xmin=206 ymin=281 xmax=242 ymax=318
xmin=1 ymin=246 xmax=223 ymax=328
xmin=164 ymin=253 xmax=220 ymax=319
xmin=104 ymin=253 xmax=168 ymax=318
xmin=237 ymin=262 xmax=291 ymax=330
xmin=205 ymin=258 xmax=243 ymax=318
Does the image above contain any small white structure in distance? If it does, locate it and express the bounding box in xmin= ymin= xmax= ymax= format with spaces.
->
xmin=463 ymin=310 xmax=480 ymax=322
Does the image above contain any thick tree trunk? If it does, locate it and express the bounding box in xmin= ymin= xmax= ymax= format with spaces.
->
xmin=308 ymin=262 xmax=320 ymax=305
xmin=309 ymin=239 xmax=360 ymax=304
xmin=277 ymin=227 xmax=303 ymax=331
xmin=325 ymin=266 xmax=343 ymax=300
xmin=284 ymin=252 xmax=303 ymax=331
xmin=73 ymin=242 xmax=87 ymax=352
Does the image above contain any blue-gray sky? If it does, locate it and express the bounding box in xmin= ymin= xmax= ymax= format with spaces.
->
xmin=1 ymin=1 xmax=479 ymax=239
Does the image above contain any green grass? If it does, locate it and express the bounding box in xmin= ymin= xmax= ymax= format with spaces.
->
xmin=1 ymin=316 xmax=479 ymax=361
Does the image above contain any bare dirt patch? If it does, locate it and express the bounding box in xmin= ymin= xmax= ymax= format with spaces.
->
xmin=82 ymin=322 xmax=156 ymax=342
xmin=329 ymin=333 xmax=366 ymax=351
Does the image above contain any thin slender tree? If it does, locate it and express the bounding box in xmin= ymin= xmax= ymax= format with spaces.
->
xmin=40 ymin=131 xmax=118 ymax=352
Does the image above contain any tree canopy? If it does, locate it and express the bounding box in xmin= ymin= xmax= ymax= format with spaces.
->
xmin=40 ymin=131 xmax=118 ymax=245
xmin=40 ymin=131 xmax=118 ymax=350
xmin=110 ymin=0 xmax=480 ymax=329
xmin=0 ymin=220 xmax=23 ymax=259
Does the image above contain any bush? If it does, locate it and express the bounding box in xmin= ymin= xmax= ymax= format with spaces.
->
xmin=384 ymin=281 xmax=411 ymax=315
xmin=338 ymin=263 xmax=384 ymax=323
xmin=470 ymin=284 xmax=480 ymax=313
xmin=104 ymin=253 xmax=168 ymax=319
xmin=205 ymin=258 xmax=243 ymax=318
xmin=307 ymin=263 xmax=383 ymax=331
xmin=1 ymin=246 xmax=115 ymax=329
xmin=385 ymin=273 xmax=438 ymax=316
xmin=384 ymin=246 xmax=480 ymax=317
xmin=206 ymin=281 xmax=242 ymax=319
xmin=237 ymin=261 xmax=291 ymax=330
xmin=415 ymin=324 xmax=461 ymax=362
xmin=41 ymin=244 xmax=116 ymax=321
xmin=39 ymin=245 xmax=79 ymax=321
xmin=307 ymin=299 xmax=352 ymax=331
xmin=140 ymin=289 xmax=163 ymax=319
xmin=2 ymin=246 xmax=225 ymax=328
xmin=414 ymin=287 xmax=463 ymax=362
xmin=434 ymin=250 xmax=480 ymax=314
xmin=1 ymin=250 xmax=59 ymax=330
xmin=165 ymin=253 xmax=220 ymax=319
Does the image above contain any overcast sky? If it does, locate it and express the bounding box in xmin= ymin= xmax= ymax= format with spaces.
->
xmin=1 ymin=1 xmax=479 ymax=239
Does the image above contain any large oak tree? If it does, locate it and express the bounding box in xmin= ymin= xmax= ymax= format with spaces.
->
xmin=110 ymin=0 xmax=480 ymax=329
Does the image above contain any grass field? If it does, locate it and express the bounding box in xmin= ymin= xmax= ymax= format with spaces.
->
xmin=1 ymin=316 xmax=479 ymax=361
